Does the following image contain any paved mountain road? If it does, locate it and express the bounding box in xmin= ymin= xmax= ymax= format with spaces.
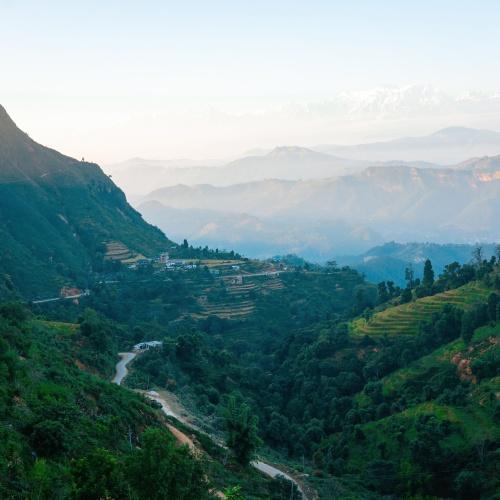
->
xmin=112 ymin=351 xmax=310 ymax=499
xmin=112 ymin=352 xmax=137 ymax=385
xmin=31 ymin=291 xmax=90 ymax=304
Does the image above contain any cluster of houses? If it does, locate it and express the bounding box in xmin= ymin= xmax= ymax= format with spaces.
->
xmin=208 ymin=264 xmax=239 ymax=277
xmin=158 ymin=252 xmax=198 ymax=270
xmin=127 ymin=252 xmax=198 ymax=272
xmin=125 ymin=251 xmax=246 ymax=276
xmin=126 ymin=259 xmax=152 ymax=271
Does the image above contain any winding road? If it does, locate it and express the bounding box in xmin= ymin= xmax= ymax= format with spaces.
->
xmin=112 ymin=352 xmax=137 ymax=385
xmin=112 ymin=351 xmax=309 ymax=499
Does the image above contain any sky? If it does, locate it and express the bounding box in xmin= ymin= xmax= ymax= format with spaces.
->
xmin=1 ymin=0 xmax=500 ymax=163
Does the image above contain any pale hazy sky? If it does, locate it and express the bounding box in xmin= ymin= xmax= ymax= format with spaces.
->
xmin=2 ymin=0 xmax=500 ymax=163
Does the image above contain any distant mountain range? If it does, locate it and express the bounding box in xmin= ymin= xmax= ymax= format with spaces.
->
xmin=106 ymin=147 xmax=368 ymax=195
xmin=314 ymin=126 xmax=500 ymax=164
xmin=107 ymin=126 xmax=500 ymax=196
xmin=0 ymin=105 xmax=172 ymax=297
xmin=138 ymin=157 xmax=500 ymax=260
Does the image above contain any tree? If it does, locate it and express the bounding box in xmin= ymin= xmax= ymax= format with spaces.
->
xmin=224 ymin=396 xmax=261 ymax=466
xmin=224 ymin=485 xmax=245 ymax=500
xmin=365 ymin=459 xmax=396 ymax=494
xmin=487 ymin=292 xmax=499 ymax=322
xmin=405 ymin=266 xmax=415 ymax=289
xmin=126 ymin=428 xmax=210 ymax=499
xmin=472 ymin=245 xmax=483 ymax=268
xmin=454 ymin=470 xmax=484 ymax=499
xmin=78 ymin=308 xmax=112 ymax=351
xmin=29 ymin=458 xmax=62 ymax=500
xmin=400 ymin=287 xmax=412 ymax=304
xmin=0 ymin=302 xmax=29 ymax=324
xmin=268 ymin=412 xmax=289 ymax=446
xmin=377 ymin=282 xmax=389 ymax=304
xmin=71 ymin=448 xmax=125 ymax=500
xmin=461 ymin=311 xmax=475 ymax=344
xmin=30 ymin=420 xmax=67 ymax=457
xmin=422 ymin=259 xmax=435 ymax=289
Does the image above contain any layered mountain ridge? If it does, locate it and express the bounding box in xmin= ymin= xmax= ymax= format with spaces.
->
xmin=139 ymin=157 xmax=500 ymax=260
xmin=315 ymin=126 xmax=500 ymax=163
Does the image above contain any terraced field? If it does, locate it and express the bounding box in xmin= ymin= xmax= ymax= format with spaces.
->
xmin=351 ymin=283 xmax=491 ymax=337
xmin=198 ymin=299 xmax=256 ymax=319
xmin=191 ymin=275 xmax=284 ymax=320
xmin=104 ymin=241 xmax=132 ymax=259
xmin=261 ymin=277 xmax=285 ymax=292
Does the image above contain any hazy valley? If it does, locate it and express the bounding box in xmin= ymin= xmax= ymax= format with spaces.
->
xmin=134 ymin=152 xmax=500 ymax=265
xmin=0 ymin=101 xmax=499 ymax=500
xmin=2 ymin=4 xmax=500 ymax=498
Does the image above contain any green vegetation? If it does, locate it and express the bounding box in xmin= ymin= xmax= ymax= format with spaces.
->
xmin=0 ymin=105 xmax=173 ymax=299
xmin=0 ymin=303 xmax=212 ymax=498
xmin=351 ymin=282 xmax=491 ymax=337
xmin=0 ymin=302 xmax=305 ymax=499
xmin=224 ymin=396 xmax=262 ymax=466
xmin=1 ymin=107 xmax=499 ymax=497
xmin=4 ymin=246 xmax=500 ymax=498
xmin=125 ymin=257 xmax=499 ymax=498
xmin=172 ymin=238 xmax=243 ymax=260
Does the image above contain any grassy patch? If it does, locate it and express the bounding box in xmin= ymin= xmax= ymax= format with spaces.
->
xmin=473 ymin=323 xmax=500 ymax=342
xmin=380 ymin=338 xmax=464 ymax=396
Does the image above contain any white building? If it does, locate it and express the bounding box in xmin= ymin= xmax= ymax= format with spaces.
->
xmin=133 ymin=340 xmax=163 ymax=351
xmin=159 ymin=252 xmax=170 ymax=264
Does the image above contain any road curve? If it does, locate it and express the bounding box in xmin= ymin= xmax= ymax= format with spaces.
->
xmin=252 ymin=461 xmax=306 ymax=497
xmin=144 ymin=390 xmax=187 ymax=422
xmin=112 ymin=352 xmax=136 ymax=385
xmin=112 ymin=353 xmax=308 ymax=499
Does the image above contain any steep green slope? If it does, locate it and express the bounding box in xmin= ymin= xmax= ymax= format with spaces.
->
xmin=0 ymin=105 xmax=173 ymax=298
xmin=327 ymin=324 xmax=499 ymax=498
xmin=120 ymin=259 xmax=499 ymax=498
xmin=0 ymin=304 xmax=213 ymax=499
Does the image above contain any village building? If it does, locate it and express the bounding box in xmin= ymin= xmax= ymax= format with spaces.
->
xmin=158 ymin=252 xmax=170 ymax=264
xmin=133 ymin=340 xmax=163 ymax=351
xmin=59 ymin=286 xmax=83 ymax=298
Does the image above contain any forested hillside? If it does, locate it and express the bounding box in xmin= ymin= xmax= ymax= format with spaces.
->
xmin=122 ymin=256 xmax=500 ymax=498
xmin=1 ymin=105 xmax=498 ymax=499
xmin=0 ymin=105 xmax=171 ymax=298
xmin=0 ymin=301 xmax=307 ymax=499
xmin=0 ymin=303 xmax=212 ymax=498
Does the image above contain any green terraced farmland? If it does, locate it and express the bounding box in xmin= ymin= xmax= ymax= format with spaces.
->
xmin=351 ymin=283 xmax=491 ymax=337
